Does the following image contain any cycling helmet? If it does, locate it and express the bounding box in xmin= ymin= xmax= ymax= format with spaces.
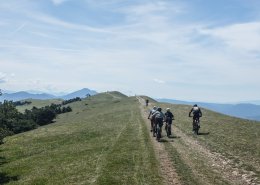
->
xmin=166 ymin=108 xmax=170 ymax=112
xmin=157 ymin=107 xmax=162 ymax=111
xmin=193 ymin=104 xmax=198 ymax=107
xmin=153 ymin=106 xmax=157 ymax=110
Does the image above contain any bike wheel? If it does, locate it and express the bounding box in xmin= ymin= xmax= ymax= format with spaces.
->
xmin=156 ymin=125 xmax=161 ymax=141
xmin=168 ymin=124 xmax=171 ymax=136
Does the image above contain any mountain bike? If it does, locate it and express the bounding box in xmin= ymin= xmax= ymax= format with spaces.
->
xmin=156 ymin=123 xmax=162 ymax=141
xmin=193 ymin=117 xmax=200 ymax=135
xmin=155 ymin=118 xmax=164 ymax=141
xmin=165 ymin=118 xmax=174 ymax=137
xmin=152 ymin=120 xmax=157 ymax=137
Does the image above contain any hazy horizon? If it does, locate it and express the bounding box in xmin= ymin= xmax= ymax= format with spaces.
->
xmin=2 ymin=88 xmax=260 ymax=104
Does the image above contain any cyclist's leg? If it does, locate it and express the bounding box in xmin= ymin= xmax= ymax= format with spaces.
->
xmin=150 ymin=119 xmax=153 ymax=132
xmin=169 ymin=123 xmax=172 ymax=136
xmin=192 ymin=117 xmax=196 ymax=131
xmin=153 ymin=119 xmax=157 ymax=137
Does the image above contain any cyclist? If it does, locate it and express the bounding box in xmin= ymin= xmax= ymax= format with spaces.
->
xmin=145 ymin=99 xmax=149 ymax=106
xmin=189 ymin=104 xmax=202 ymax=131
xmin=165 ymin=108 xmax=174 ymax=137
xmin=148 ymin=106 xmax=157 ymax=132
xmin=152 ymin=107 xmax=165 ymax=141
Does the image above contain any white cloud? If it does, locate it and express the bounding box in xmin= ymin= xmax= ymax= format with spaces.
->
xmin=0 ymin=72 xmax=7 ymax=83
xmin=153 ymin=78 xmax=165 ymax=84
xmin=0 ymin=72 xmax=15 ymax=83
xmin=200 ymin=22 xmax=260 ymax=52
xmin=11 ymin=22 xmax=27 ymax=35
xmin=26 ymin=12 xmax=113 ymax=34
xmin=51 ymin=0 xmax=69 ymax=5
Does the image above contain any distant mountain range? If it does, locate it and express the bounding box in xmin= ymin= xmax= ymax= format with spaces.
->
xmin=0 ymin=88 xmax=97 ymax=102
xmin=157 ymin=98 xmax=260 ymax=121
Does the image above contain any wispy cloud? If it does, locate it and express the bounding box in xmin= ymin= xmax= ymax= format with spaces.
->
xmin=153 ymin=78 xmax=166 ymax=84
xmin=27 ymin=13 xmax=114 ymax=34
xmin=10 ymin=22 xmax=27 ymax=35
xmin=0 ymin=72 xmax=7 ymax=83
xmin=51 ymin=0 xmax=69 ymax=5
xmin=200 ymin=22 xmax=260 ymax=52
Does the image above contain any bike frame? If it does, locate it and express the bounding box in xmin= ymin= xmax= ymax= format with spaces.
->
xmin=193 ymin=117 xmax=200 ymax=135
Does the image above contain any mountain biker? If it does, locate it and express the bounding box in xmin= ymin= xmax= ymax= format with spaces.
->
xmin=148 ymin=106 xmax=157 ymax=132
xmin=189 ymin=104 xmax=202 ymax=131
xmin=145 ymin=99 xmax=149 ymax=106
xmin=165 ymin=108 xmax=174 ymax=136
xmin=152 ymin=107 xmax=165 ymax=141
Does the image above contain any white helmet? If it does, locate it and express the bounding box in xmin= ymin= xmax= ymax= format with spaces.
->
xmin=153 ymin=106 xmax=157 ymax=110
xmin=166 ymin=108 xmax=170 ymax=112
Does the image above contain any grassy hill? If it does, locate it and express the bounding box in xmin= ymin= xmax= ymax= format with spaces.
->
xmin=150 ymin=102 xmax=260 ymax=184
xmin=1 ymin=93 xmax=260 ymax=185
xmin=0 ymin=92 xmax=162 ymax=185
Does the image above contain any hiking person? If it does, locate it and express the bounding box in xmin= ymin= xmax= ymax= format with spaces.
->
xmin=145 ymin=99 xmax=149 ymax=106
xmin=148 ymin=106 xmax=157 ymax=133
xmin=189 ymin=104 xmax=202 ymax=132
xmin=165 ymin=108 xmax=174 ymax=137
xmin=152 ymin=107 xmax=165 ymax=141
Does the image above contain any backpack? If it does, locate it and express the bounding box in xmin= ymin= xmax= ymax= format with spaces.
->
xmin=193 ymin=107 xmax=200 ymax=116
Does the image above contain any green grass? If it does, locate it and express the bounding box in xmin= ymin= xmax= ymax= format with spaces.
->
xmin=157 ymin=102 xmax=260 ymax=179
xmin=0 ymin=93 xmax=162 ymax=185
xmin=164 ymin=142 xmax=200 ymax=185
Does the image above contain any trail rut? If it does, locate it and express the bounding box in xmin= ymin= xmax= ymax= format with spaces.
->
xmin=137 ymin=96 xmax=182 ymax=185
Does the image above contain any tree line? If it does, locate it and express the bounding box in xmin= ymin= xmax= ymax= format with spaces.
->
xmin=13 ymin=100 xmax=32 ymax=106
xmin=62 ymin=97 xmax=81 ymax=105
xmin=0 ymin=100 xmax=72 ymax=144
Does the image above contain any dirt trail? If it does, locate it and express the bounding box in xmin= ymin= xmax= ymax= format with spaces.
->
xmin=137 ymin=96 xmax=259 ymax=185
xmin=136 ymin=96 xmax=182 ymax=185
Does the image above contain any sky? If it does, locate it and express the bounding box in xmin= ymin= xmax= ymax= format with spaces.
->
xmin=0 ymin=0 xmax=260 ymax=102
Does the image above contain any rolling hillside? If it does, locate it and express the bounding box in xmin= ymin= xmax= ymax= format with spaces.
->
xmin=1 ymin=93 xmax=259 ymax=185
xmin=143 ymin=98 xmax=260 ymax=185
xmin=0 ymin=92 xmax=162 ymax=185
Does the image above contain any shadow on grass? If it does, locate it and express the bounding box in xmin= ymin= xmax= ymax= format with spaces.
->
xmin=0 ymin=173 xmax=19 ymax=184
xmin=198 ymin=132 xmax=210 ymax=135
xmin=0 ymin=152 xmax=19 ymax=184
xmin=167 ymin=135 xmax=181 ymax=139
xmin=157 ymin=139 xmax=168 ymax=142
xmin=158 ymin=136 xmax=181 ymax=142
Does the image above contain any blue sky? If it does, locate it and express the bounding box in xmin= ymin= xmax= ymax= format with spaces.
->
xmin=0 ymin=0 xmax=260 ymax=102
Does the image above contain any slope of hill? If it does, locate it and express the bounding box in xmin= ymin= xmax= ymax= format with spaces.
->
xmin=0 ymin=92 xmax=162 ymax=185
xmin=1 ymin=94 xmax=260 ymax=184
xmin=144 ymin=100 xmax=260 ymax=184
xmin=158 ymin=98 xmax=260 ymax=121
xmin=155 ymin=101 xmax=260 ymax=184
